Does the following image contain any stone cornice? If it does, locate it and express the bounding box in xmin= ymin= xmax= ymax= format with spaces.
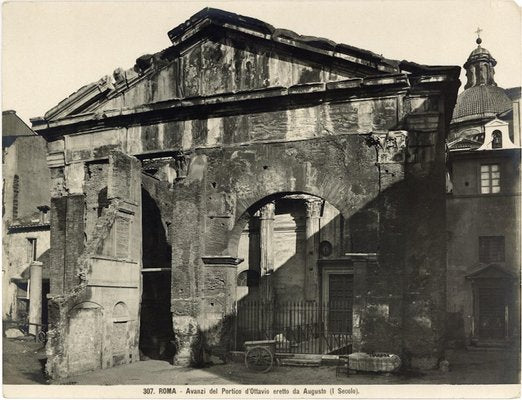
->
xmin=317 ymin=254 xmax=378 ymax=266
xmin=7 ymin=223 xmax=50 ymax=233
xmin=201 ymin=256 xmax=244 ymax=266
xmin=449 ymin=147 xmax=521 ymax=160
xmin=32 ymin=73 xmax=457 ymax=140
xmin=43 ymin=76 xmax=114 ymax=121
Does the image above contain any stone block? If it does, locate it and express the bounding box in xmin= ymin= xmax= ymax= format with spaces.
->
xmin=64 ymin=162 xmax=85 ymax=195
xmin=5 ymin=328 xmax=24 ymax=338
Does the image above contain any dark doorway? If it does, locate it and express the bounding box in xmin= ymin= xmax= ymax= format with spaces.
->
xmin=478 ymin=287 xmax=506 ymax=340
xmin=139 ymin=188 xmax=175 ymax=361
xmin=42 ymin=280 xmax=50 ymax=326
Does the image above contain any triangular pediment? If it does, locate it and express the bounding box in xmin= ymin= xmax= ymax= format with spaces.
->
xmin=166 ymin=8 xmax=399 ymax=74
xmin=448 ymin=137 xmax=482 ymax=150
xmin=466 ymin=264 xmax=515 ymax=280
xmin=484 ymin=118 xmax=509 ymax=128
xmin=36 ymin=8 xmax=411 ymax=123
xmin=34 ymin=8 xmax=456 ymax=126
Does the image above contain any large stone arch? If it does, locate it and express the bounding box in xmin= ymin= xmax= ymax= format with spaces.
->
xmin=200 ymin=134 xmax=381 ymax=259
xmin=170 ymin=136 xmax=388 ymax=366
xmin=226 ymin=190 xmax=343 ymax=258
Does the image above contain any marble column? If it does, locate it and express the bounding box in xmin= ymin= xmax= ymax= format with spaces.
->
xmin=28 ymin=261 xmax=43 ymax=336
xmin=304 ymin=199 xmax=322 ymax=301
xmin=259 ymin=202 xmax=275 ymax=303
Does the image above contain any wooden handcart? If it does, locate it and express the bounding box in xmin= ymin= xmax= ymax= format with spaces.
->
xmin=244 ymin=340 xmax=276 ymax=373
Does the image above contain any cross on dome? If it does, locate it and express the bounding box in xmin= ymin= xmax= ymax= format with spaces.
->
xmin=475 ymin=27 xmax=483 ymax=45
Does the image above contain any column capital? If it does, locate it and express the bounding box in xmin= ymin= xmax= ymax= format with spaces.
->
xmin=259 ymin=201 xmax=275 ymax=220
xmin=305 ymin=199 xmax=323 ymax=218
xmin=30 ymin=261 xmax=43 ymax=267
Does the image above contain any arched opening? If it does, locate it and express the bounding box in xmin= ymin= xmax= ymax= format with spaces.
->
xmin=67 ymin=302 xmax=103 ymax=374
xmin=112 ymin=302 xmax=130 ymax=365
xmin=139 ymin=187 xmax=175 ymax=361
xmin=492 ymin=130 xmax=503 ymax=149
xmin=233 ymin=192 xmax=360 ymax=355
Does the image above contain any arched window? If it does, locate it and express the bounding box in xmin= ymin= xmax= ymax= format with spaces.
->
xmin=113 ymin=302 xmax=129 ymax=321
xmin=492 ymin=130 xmax=502 ymax=149
xmin=473 ymin=132 xmax=485 ymax=144
xmin=112 ymin=301 xmax=129 ymax=362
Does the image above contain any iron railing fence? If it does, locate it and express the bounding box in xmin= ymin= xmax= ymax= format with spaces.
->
xmin=234 ymin=300 xmax=353 ymax=355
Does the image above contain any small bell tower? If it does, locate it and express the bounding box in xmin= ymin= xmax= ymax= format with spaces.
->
xmin=463 ymin=28 xmax=498 ymax=89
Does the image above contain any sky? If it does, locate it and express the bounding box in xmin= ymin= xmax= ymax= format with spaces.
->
xmin=2 ymin=0 xmax=521 ymax=126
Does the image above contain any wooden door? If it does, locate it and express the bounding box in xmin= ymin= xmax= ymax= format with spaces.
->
xmin=327 ymin=274 xmax=353 ymax=334
xmin=478 ymin=287 xmax=506 ymax=340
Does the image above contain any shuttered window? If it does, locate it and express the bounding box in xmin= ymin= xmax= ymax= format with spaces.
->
xmin=27 ymin=238 xmax=37 ymax=262
xmin=479 ymin=236 xmax=505 ymax=263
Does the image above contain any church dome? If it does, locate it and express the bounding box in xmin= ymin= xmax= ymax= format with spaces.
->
xmin=452 ymin=85 xmax=512 ymax=123
xmin=468 ymin=45 xmax=492 ymax=59
xmin=451 ymin=37 xmax=512 ymax=125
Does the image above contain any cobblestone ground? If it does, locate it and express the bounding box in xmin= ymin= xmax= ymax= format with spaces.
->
xmin=2 ymin=337 xmax=48 ymax=384
xmin=2 ymin=337 xmax=520 ymax=386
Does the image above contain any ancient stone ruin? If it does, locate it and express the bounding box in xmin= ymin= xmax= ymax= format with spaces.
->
xmin=31 ymin=8 xmax=460 ymax=378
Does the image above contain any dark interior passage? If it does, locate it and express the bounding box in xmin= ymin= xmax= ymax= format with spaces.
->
xmin=42 ymin=280 xmax=49 ymax=326
xmin=139 ymin=188 xmax=175 ymax=361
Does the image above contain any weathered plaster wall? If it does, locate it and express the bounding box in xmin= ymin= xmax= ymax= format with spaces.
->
xmin=451 ymin=154 xmax=521 ymax=196
xmin=4 ymin=229 xmax=50 ymax=278
xmin=45 ymin=153 xmax=142 ymax=378
xmin=3 ymin=229 xmax=50 ymax=319
xmin=447 ymin=152 xmax=521 ymax=345
xmin=2 ymin=144 xmax=18 ymax=316
xmin=2 ymin=136 xmax=51 ymax=319
xmin=2 ymin=136 xmax=50 ymax=222
xmin=2 ymin=143 xmax=18 ymax=223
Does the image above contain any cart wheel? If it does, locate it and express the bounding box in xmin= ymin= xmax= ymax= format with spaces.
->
xmin=245 ymin=346 xmax=273 ymax=373
xmin=37 ymin=330 xmax=47 ymax=344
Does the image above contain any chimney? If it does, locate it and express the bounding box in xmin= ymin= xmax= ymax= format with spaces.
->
xmin=37 ymin=205 xmax=50 ymax=224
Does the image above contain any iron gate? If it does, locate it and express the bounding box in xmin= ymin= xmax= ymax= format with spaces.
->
xmin=234 ymin=301 xmax=353 ymax=355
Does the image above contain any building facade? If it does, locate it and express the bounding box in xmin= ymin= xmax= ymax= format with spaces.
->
xmin=446 ymin=38 xmax=521 ymax=348
xmin=31 ymin=9 xmax=460 ymax=378
xmin=2 ymin=110 xmax=51 ymax=329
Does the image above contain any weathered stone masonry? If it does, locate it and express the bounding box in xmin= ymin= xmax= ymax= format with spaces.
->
xmin=32 ymin=8 xmax=460 ymax=378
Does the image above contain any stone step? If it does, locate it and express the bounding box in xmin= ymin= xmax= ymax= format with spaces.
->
xmin=278 ymin=353 xmax=323 ymax=360
xmin=280 ymin=358 xmax=322 ymax=367
xmin=466 ymin=345 xmax=511 ymax=352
